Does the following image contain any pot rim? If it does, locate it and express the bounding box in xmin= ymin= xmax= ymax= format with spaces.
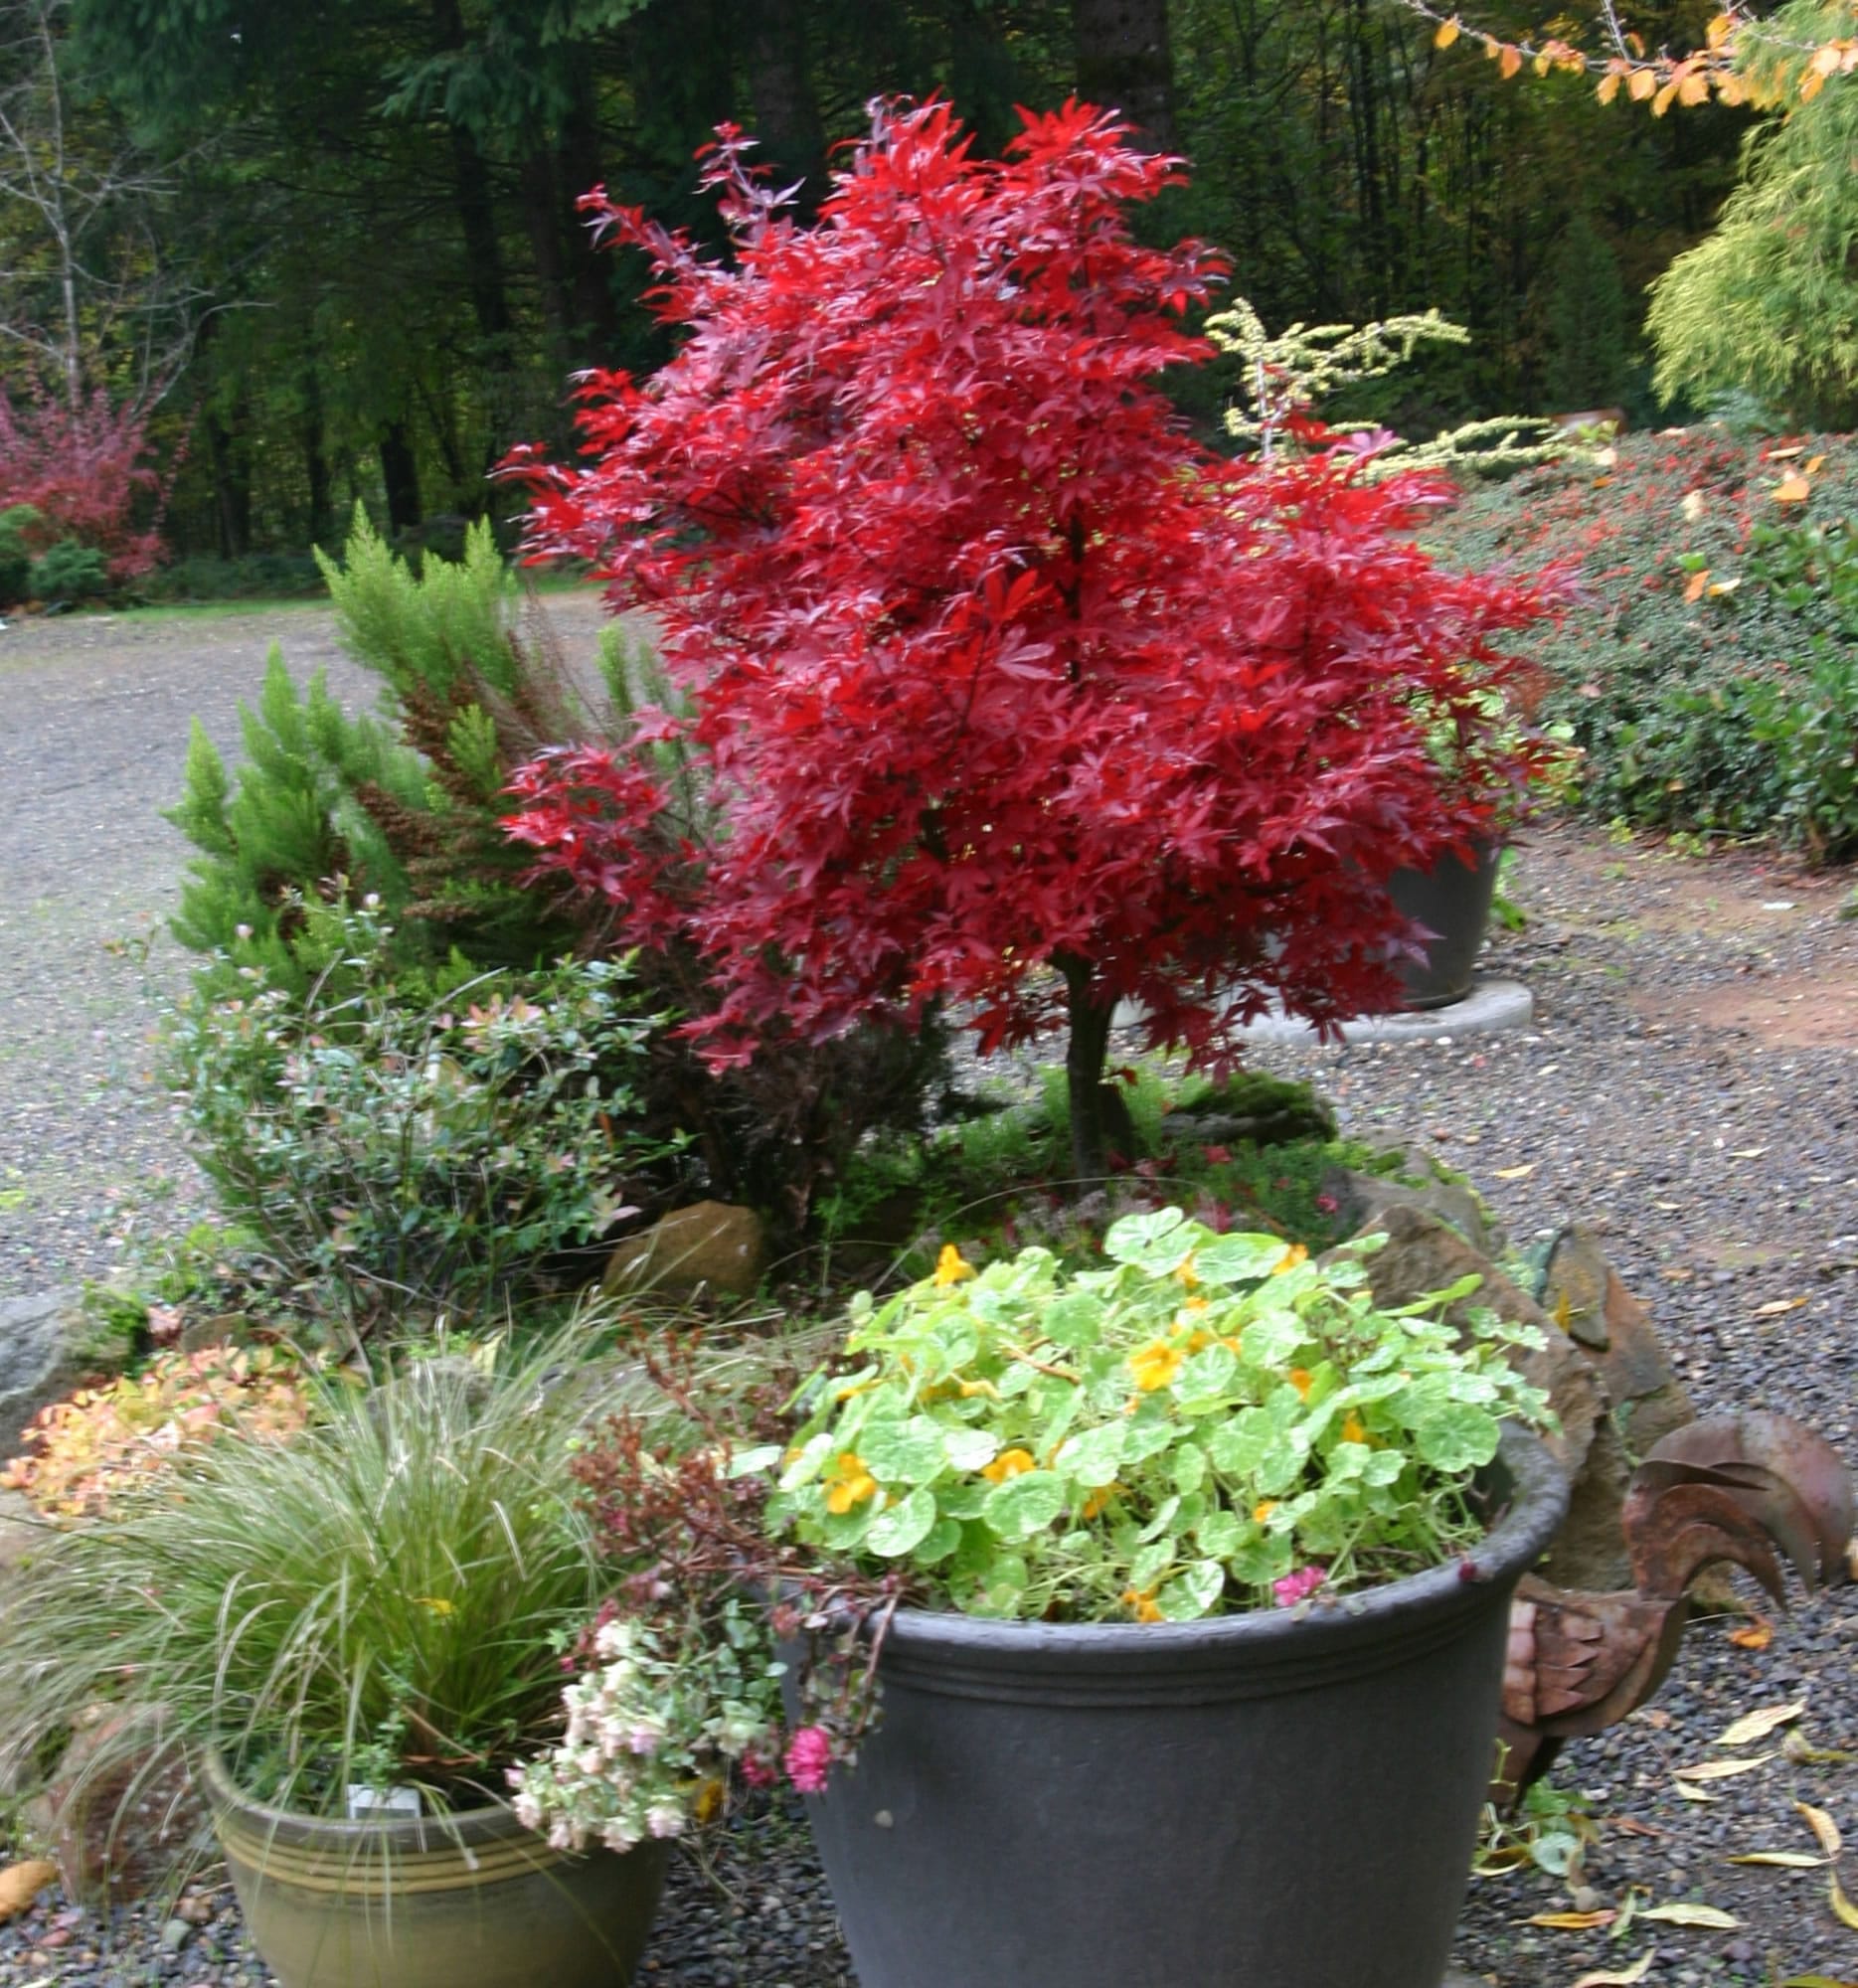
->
xmin=198 ymin=1747 xmax=527 ymax=1856
xmin=874 ymin=1421 xmax=1567 ymax=1669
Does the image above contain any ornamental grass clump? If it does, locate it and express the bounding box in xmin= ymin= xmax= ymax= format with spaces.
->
xmin=0 ymin=1333 xmax=610 ymax=1863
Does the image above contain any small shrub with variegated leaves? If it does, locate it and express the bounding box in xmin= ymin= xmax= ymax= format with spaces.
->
xmin=2 ymin=1346 xmax=313 ymax=1519
xmin=766 ymin=1208 xmax=1557 ymax=1622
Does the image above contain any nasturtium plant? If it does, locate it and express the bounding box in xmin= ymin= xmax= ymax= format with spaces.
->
xmin=764 ymin=1210 xmax=1556 ymax=1622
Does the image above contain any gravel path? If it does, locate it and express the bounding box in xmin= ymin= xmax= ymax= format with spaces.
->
xmin=1 ymin=604 xmax=1854 ymax=1985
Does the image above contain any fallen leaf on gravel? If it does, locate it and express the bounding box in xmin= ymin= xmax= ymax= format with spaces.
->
xmin=1640 ymin=1904 xmax=1742 ymax=1928
xmin=1609 ymin=1817 xmax=1668 ymax=1838
xmin=1728 ymin=1616 xmax=1774 ymax=1650
xmin=1727 ymin=1852 xmax=1826 ymax=1868
xmin=1674 ymin=1752 xmax=1775 ymax=1780
xmin=1796 ymin=1803 xmax=1842 ymax=1860
xmin=1777 ymin=1976 xmax=1858 ymax=1986
xmin=1529 ymin=1910 xmax=1616 ymax=1929
xmin=1573 ymin=1954 xmax=1652 ymax=1987
xmin=1493 ymin=1164 xmax=1537 ymax=1179
xmin=1830 ymin=1871 xmax=1858 ymax=1932
xmin=1782 ymin=1731 xmax=1857 ymax=1765
xmin=1728 ymin=1145 xmax=1770 ymax=1158
xmin=1717 ymin=1701 xmax=1805 ymax=1746
xmin=1674 ymin=1782 xmax=1725 ymax=1803
xmin=1774 ymin=471 xmax=1812 ymax=503
xmin=0 ymin=1861 xmax=57 ymax=1922
xmin=1753 ymin=1297 xmax=1810 ymax=1316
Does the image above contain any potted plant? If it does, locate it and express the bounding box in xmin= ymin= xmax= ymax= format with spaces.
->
xmin=0 ymin=1339 xmax=666 ymax=1988
xmin=520 ymin=1210 xmax=1568 ymax=1988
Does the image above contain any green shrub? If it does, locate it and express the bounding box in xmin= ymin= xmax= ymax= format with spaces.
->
xmin=138 ymin=551 xmax=326 ymax=602
xmin=167 ymin=508 xmax=952 ymax=1235
xmin=27 ymin=538 xmax=110 ymax=603
xmin=163 ymin=901 xmax=687 ymax=1327
xmin=1429 ymin=430 xmax=1858 ymax=858
xmin=0 ymin=504 xmax=42 ymax=606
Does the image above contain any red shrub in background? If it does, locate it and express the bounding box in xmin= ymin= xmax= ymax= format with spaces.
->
xmin=0 ymin=385 xmax=166 ymax=579
xmin=503 ymin=98 xmax=1550 ymax=1173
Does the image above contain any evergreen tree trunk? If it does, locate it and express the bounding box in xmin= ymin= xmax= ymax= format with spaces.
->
xmin=429 ymin=0 xmax=515 ymax=359
xmin=1074 ymin=0 xmax=1176 ymax=152
xmin=519 ymin=148 xmax=572 ymax=349
xmin=745 ymin=0 xmax=825 ymax=204
xmin=560 ymin=83 xmax=620 ymax=349
xmin=207 ymin=400 xmax=253 ymax=558
xmin=299 ymin=368 xmax=332 ymax=550
xmin=379 ymin=419 xmax=422 ymax=535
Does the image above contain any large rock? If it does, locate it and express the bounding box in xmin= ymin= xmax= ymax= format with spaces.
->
xmin=0 ymin=1487 xmax=44 ymax=1577
xmin=0 ymin=1290 xmax=84 ymax=1460
xmin=1353 ymin=1205 xmax=1703 ymax=1592
xmin=1353 ymin=1205 xmax=1602 ymax=1475
xmin=1324 ymin=1155 xmax=1500 ymax=1257
xmin=603 ymin=1201 xmax=768 ymax=1300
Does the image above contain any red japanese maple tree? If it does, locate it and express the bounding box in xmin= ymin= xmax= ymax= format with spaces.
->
xmin=503 ymin=98 xmax=1549 ymax=1176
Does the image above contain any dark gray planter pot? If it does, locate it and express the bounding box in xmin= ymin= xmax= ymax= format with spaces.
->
xmin=1387 ymin=839 xmax=1503 ymax=1010
xmin=800 ymin=1425 xmax=1567 ymax=1988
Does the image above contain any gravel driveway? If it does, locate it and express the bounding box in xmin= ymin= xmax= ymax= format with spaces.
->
xmin=0 ymin=602 xmax=1853 ymax=1986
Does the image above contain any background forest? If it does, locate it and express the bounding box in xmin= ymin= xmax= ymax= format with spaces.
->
xmin=0 ymin=0 xmax=1753 ymax=570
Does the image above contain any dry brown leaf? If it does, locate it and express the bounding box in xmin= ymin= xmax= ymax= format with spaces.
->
xmin=1805 ymin=453 xmax=1828 ymax=474
xmin=1674 ymin=1752 xmax=1774 ymax=1781
xmin=1492 ymin=1163 xmax=1537 ymax=1180
xmin=1728 ymin=1852 xmax=1826 ymax=1868
xmin=1574 ymin=1954 xmax=1653 ymax=1988
xmin=0 ymin=1861 xmax=58 ymax=1923
xmin=1754 ymin=1297 xmax=1809 ymax=1317
xmin=1707 ymin=578 xmax=1742 ymax=596
xmin=1768 ymin=444 xmax=1806 ymax=460
xmin=1774 ymin=471 xmax=1812 ymax=503
xmin=1783 ymin=1731 xmax=1857 ymax=1766
xmin=1716 ymin=1701 xmax=1805 ymax=1746
xmin=1728 ymin=1615 xmax=1774 ymax=1651
xmin=1795 ymin=1802 xmax=1842 ymax=1860
xmin=1727 ymin=1143 xmax=1767 ymax=1157
xmin=1684 ymin=568 xmax=1711 ymax=603
xmin=1830 ymin=1871 xmax=1858 ymax=1933
xmin=1674 ymin=1781 xmax=1725 ymax=1803
xmin=1641 ymin=1903 xmax=1742 ymax=1928
xmin=1528 ymin=1909 xmax=1616 ymax=1929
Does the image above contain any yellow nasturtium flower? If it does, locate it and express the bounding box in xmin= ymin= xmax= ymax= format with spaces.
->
xmin=1082 ymin=1482 xmax=1123 ymax=1520
xmin=1341 ymin=1412 xmax=1369 ymax=1446
xmin=1273 ymin=1242 xmax=1309 ymax=1274
xmin=825 ymin=1451 xmax=878 ymax=1514
xmin=1174 ymin=1253 xmax=1200 ymax=1290
xmin=933 ymin=1243 xmax=976 ymax=1286
xmin=982 ymin=1447 xmax=1037 ymax=1484
xmin=1122 ymin=1584 xmax=1165 ymax=1624
xmin=1127 ymin=1341 xmax=1185 ymax=1393
xmin=1254 ymin=1499 xmax=1278 ymax=1524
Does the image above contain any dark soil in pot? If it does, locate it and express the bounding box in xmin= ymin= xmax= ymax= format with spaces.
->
xmin=798 ymin=1425 xmax=1567 ymax=1988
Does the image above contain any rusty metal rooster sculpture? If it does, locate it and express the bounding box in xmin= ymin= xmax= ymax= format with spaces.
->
xmin=1496 ymin=1410 xmax=1855 ymax=1800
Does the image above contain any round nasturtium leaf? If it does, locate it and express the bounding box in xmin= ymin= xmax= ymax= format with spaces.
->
xmin=865 ymin=1485 xmax=940 ymax=1558
xmin=982 ymin=1469 xmax=1067 ymax=1540
xmin=859 ymin=1416 xmax=953 ymax=1484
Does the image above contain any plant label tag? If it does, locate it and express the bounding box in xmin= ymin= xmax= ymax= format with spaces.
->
xmin=346 ymin=1783 xmax=422 ymax=1821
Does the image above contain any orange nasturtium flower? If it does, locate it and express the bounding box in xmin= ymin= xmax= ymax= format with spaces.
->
xmin=1082 ymin=1482 xmax=1123 ymax=1521
xmin=1122 ymin=1584 xmax=1165 ymax=1624
xmin=1128 ymin=1341 xmax=1185 ymax=1393
xmin=1287 ymin=1368 xmax=1313 ymax=1400
xmin=982 ymin=1447 xmax=1037 ymax=1484
xmin=824 ymin=1451 xmax=878 ymax=1514
xmin=1272 ymin=1242 xmax=1309 ymax=1274
xmin=933 ymin=1243 xmax=976 ymax=1286
xmin=1341 ymin=1412 xmax=1369 ymax=1446
xmin=1253 ymin=1499 xmax=1278 ymax=1524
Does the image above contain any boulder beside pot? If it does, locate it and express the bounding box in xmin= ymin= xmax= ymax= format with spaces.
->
xmin=797 ymin=1426 xmax=1567 ymax=1988
xmin=203 ymin=1754 xmax=666 ymax=1988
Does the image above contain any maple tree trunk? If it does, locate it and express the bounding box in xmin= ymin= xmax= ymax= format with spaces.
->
xmin=1058 ymin=952 xmax=1118 ymax=1183
xmin=745 ymin=0 xmax=825 ymax=203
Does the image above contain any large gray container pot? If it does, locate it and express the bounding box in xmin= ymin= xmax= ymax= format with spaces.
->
xmin=803 ymin=1426 xmax=1566 ymax=1988
xmin=1387 ymin=838 xmax=1503 ymax=1009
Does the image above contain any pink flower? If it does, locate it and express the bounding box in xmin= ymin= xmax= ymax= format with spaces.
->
xmin=1271 ymin=1564 xmax=1327 ymax=1608
xmin=1314 ymin=1193 xmax=1339 ymax=1215
xmin=738 ymin=1748 xmax=779 ymax=1789
xmin=782 ymin=1725 xmax=834 ymax=1796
